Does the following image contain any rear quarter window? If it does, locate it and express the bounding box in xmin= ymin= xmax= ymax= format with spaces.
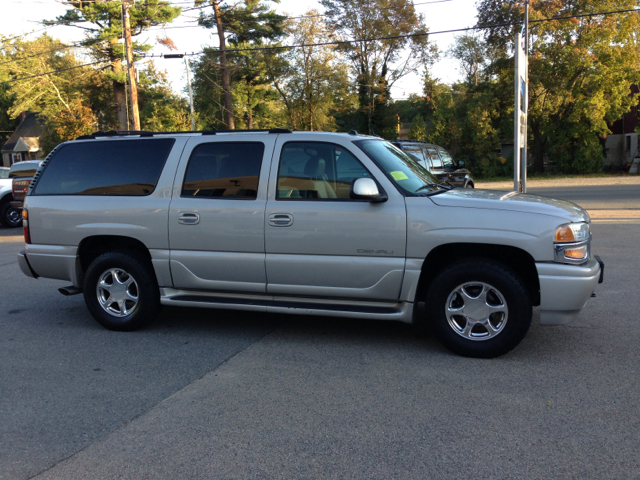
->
xmin=32 ymin=139 xmax=175 ymax=196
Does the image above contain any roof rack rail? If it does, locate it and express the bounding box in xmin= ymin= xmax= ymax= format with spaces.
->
xmin=75 ymin=128 xmax=293 ymax=140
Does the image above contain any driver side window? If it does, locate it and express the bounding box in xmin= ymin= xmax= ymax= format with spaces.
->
xmin=277 ymin=142 xmax=371 ymax=200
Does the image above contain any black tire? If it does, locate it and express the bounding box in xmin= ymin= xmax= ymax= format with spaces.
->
xmin=424 ymin=259 xmax=532 ymax=358
xmin=83 ymin=251 xmax=161 ymax=331
xmin=464 ymin=182 xmax=474 ymax=189
xmin=0 ymin=201 xmax=22 ymax=228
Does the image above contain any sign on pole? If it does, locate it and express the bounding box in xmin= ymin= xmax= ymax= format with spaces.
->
xmin=514 ymin=30 xmax=528 ymax=193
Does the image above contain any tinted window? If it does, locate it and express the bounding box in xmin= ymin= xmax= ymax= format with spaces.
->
xmin=181 ymin=142 xmax=264 ymax=199
xmin=402 ymin=145 xmax=427 ymax=165
xmin=277 ymin=142 xmax=371 ymax=200
xmin=0 ymin=169 xmax=8 ymax=179
xmin=33 ymin=139 xmax=174 ymax=195
xmin=438 ymin=148 xmax=455 ymax=169
xmin=9 ymin=162 xmax=40 ymax=178
xmin=426 ymin=148 xmax=443 ymax=169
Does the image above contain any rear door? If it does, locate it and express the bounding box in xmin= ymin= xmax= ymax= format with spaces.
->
xmin=264 ymin=135 xmax=407 ymax=301
xmin=168 ymin=134 xmax=276 ymax=293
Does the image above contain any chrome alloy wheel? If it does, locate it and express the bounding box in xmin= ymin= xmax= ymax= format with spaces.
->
xmin=445 ymin=282 xmax=508 ymax=341
xmin=96 ymin=268 xmax=139 ymax=317
xmin=6 ymin=207 xmax=21 ymax=227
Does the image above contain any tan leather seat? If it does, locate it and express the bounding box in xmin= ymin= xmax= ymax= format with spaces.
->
xmin=303 ymin=157 xmax=337 ymax=199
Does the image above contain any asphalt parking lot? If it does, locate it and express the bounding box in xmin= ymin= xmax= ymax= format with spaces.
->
xmin=1 ymin=180 xmax=639 ymax=479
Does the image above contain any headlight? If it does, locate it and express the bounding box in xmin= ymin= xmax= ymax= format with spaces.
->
xmin=554 ymin=222 xmax=590 ymax=264
xmin=555 ymin=223 xmax=589 ymax=243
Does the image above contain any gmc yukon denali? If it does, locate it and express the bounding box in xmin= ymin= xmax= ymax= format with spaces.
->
xmin=17 ymin=129 xmax=604 ymax=358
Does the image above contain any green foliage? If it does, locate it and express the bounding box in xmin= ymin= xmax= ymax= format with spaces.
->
xmin=477 ymin=0 xmax=640 ymax=174
xmin=407 ymin=114 xmax=428 ymax=140
xmin=320 ymin=0 xmax=437 ymax=135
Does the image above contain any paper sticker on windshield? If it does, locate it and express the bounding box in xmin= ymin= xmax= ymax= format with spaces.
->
xmin=390 ymin=171 xmax=408 ymax=181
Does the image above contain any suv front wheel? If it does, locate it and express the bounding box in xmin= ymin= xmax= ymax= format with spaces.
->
xmin=425 ymin=259 xmax=532 ymax=358
xmin=83 ymin=251 xmax=161 ymax=331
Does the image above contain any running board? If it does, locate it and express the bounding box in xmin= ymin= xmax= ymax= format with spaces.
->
xmin=160 ymin=289 xmax=414 ymax=323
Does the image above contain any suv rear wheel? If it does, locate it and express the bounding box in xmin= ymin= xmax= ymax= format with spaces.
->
xmin=83 ymin=251 xmax=161 ymax=331
xmin=425 ymin=259 xmax=532 ymax=358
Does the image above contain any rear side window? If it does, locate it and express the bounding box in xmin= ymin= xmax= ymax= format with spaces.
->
xmin=9 ymin=163 xmax=40 ymax=178
xmin=181 ymin=142 xmax=264 ymax=199
xmin=33 ymin=139 xmax=175 ymax=196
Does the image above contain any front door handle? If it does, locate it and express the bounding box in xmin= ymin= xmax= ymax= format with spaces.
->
xmin=178 ymin=213 xmax=200 ymax=225
xmin=269 ymin=213 xmax=293 ymax=227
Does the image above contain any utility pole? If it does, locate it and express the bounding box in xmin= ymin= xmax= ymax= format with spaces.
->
xmin=185 ymin=57 xmax=196 ymax=131
xmin=514 ymin=0 xmax=529 ymax=193
xmin=122 ymin=0 xmax=140 ymax=131
xmin=164 ymin=54 xmax=197 ymax=131
xmin=211 ymin=0 xmax=234 ymax=129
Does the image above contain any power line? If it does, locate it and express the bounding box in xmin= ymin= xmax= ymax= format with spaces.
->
xmin=2 ymin=25 xmax=63 ymax=43
xmin=140 ymin=7 xmax=640 ymax=57
xmin=0 ymin=59 xmax=109 ymax=86
xmin=0 ymin=43 xmax=85 ymax=67
xmin=3 ymin=6 xmax=639 ymax=86
xmin=174 ymin=0 xmax=455 ymax=27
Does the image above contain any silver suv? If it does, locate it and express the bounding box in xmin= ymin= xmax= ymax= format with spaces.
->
xmin=17 ymin=130 xmax=603 ymax=358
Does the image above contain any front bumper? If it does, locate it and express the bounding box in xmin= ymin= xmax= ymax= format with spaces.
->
xmin=536 ymin=257 xmax=602 ymax=326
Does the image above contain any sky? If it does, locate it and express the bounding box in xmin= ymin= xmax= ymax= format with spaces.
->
xmin=1 ymin=0 xmax=479 ymax=100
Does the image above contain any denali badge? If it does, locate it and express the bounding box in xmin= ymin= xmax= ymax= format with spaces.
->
xmin=358 ymin=249 xmax=394 ymax=254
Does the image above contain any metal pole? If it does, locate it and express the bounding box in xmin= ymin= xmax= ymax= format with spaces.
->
xmin=514 ymin=32 xmax=521 ymax=192
xmin=184 ymin=57 xmax=196 ymax=132
xmin=522 ymin=0 xmax=529 ymax=193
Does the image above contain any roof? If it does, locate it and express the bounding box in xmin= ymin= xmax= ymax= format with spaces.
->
xmin=1 ymin=113 xmax=45 ymax=153
xmin=14 ymin=137 xmax=40 ymax=152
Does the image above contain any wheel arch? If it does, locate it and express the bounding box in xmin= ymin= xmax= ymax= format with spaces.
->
xmin=414 ymin=243 xmax=540 ymax=307
xmin=0 ymin=191 xmax=13 ymax=206
xmin=77 ymin=235 xmax=153 ymax=280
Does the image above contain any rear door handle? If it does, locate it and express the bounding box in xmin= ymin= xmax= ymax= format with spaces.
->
xmin=178 ymin=213 xmax=200 ymax=225
xmin=269 ymin=213 xmax=293 ymax=227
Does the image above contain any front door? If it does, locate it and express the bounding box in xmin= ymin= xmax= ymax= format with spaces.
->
xmin=264 ymin=135 xmax=407 ymax=301
xmin=168 ymin=135 xmax=275 ymax=293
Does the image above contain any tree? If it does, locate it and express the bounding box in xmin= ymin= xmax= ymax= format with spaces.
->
xmin=45 ymin=0 xmax=181 ymax=129
xmin=447 ymin=33 xmax=488 ymax=86
xmin=196 ymin=0 xmax=285 ymax=129
xmin=407 ymin=114 xmax=428 ymax=140
xmin=477 ymin=0 xmax=640 ymax=173
xmin=266 ymin=11 xmax=354 ymax=131
xmin=321 ymin=0 xmax=437 ymax=137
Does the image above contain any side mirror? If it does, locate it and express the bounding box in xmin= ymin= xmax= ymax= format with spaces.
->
xmin=350 ymin=178 xmax=388 ymax=202
xmin=457 ymin=160 xmax=465 ymax=168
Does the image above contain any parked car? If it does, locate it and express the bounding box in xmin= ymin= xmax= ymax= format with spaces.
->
xmin=392 ymin=139 xmax=474 ymax=188
xmin=0 ymin=166 xmax=21 ymax=227
xmin=17 ymin=129 xmax=603 ymax=358
xmin=9 ymin=160 xmax=42 ymax=217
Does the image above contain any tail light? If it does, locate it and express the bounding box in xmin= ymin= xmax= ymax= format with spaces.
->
xmin=23 ymin=208 xmax=31 ymax=244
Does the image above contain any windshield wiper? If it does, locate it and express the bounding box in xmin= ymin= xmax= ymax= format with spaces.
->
xmin=415 ymin=183 xmax=440 ymax=193
xmin=415 ymin=182 xmax=453 ymax=194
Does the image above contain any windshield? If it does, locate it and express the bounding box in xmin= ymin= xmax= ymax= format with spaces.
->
xmin=354 ymin=140 xmax=444 ymax=195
